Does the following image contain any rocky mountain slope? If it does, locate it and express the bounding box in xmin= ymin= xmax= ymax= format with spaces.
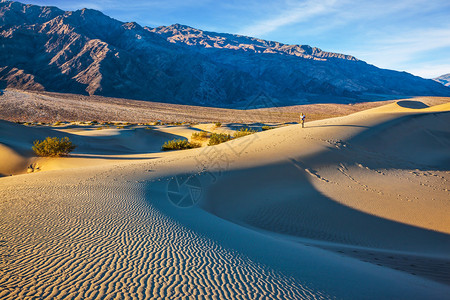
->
xmin=1 ymin=0 xmax=449 ymax=107
xmin=434 ymin=73 xmax=450 ymax=87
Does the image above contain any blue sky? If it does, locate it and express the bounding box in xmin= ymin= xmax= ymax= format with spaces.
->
xmin=25 ymin=0 xmax=450 ymax=78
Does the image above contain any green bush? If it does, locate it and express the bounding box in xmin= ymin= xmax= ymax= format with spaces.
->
xmin=208 ymin=133 xmax=232 ymax=146
xmin=261 ymin=126 xmax=274 ymax=131
xmin=161 ymin=139 xmax=201 ymax=151
xmin=233 ymin=128 xmax=257 ymax=138
xmin=32 ymin=137 xmax=76 ymax=157
xmin=167 ymin=121 xmax=182 ymax=126
xmin=191 ymin=131 xmax=208 ymax=140
xmin=215 ymin=122 xmax=222 ymax=128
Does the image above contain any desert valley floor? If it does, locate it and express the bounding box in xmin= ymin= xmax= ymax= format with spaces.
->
xmin=0 ymin=93 xmax=449 ymax=299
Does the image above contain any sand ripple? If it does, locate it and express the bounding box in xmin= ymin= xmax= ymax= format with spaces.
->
xmin=0 ymin=169 xmax=328 ymax=299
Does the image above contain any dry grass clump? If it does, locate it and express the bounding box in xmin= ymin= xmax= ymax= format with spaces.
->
xmin=215 ymin=122 xmax=222 ymax=128
xmin=191 ymin=131 xmax=208 ymax=140
xmin=162 ymin=139 xmax=201 ymax=151
xmin=208 ymin=133 xmax=232 ymax=146
xmin=167 ymin=121 xmax=183 ymax=126
xmin=261 ymin=125 xmax=274 ymax=131
xmin=233 ymin=128 xmax=257 ymax=138
xmin=32 ymin=137 xmax=76 ymax=157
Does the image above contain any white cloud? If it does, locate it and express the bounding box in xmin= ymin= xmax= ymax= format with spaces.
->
xmin=236 ymin=0 xmax=438 ymax=38
xmin=347 ymin=28 xmax=450 ymax=77
xmin=406 ymin=64 xmax=450 ymax=79
xmin=238 ymin=0 xmax=340 ymax=37
xmin=235 ymin=0 xmax=450 ymax=77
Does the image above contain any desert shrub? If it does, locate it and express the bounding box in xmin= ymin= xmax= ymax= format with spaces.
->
xmin=261 ymin=126 xmax=274 ymax=131
xmin=161 ymin=139 xmax=201 ymax=151
xmin=53 ymin=121 xmax=62 ymax=126
xmin=233 ymin=128 xmax=257 ymax=138
xmin=116 ymin=125 xmax=124 ymax=129
xmin=191 ymin=131 xmax=208 ymax=140
xmin=32 ymin=137 xmax=76 ymax=157
xmin=167 ymin=121 xmax=182 ymax=126
xmin=208 ymin=133 xmax=232 ymax=146
xmin=215 ymin=122 xmax=222 ymax=128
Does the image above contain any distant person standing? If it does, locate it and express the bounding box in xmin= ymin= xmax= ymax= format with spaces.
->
xmin=300 ymin=113 xmax=306 ymax=128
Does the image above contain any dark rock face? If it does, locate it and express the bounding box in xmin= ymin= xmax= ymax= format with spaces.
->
xmin=434 ymin=74 xmax=450 ymax=87
xmin=1 ymin=1 xmax=449 ymax=107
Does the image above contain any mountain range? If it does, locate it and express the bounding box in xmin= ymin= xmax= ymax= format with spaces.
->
xmin=1 ymin=0 xmax=449 ymax=107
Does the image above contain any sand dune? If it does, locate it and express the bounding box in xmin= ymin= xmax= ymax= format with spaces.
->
xmin=0 ymin=100 xmax=449 ymax=299
xmin=0 ymin=121 xmax=203 ymax=176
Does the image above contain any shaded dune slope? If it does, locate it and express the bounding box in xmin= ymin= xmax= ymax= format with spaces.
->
xmin=200 ymin=102 xmax=450 ymax=243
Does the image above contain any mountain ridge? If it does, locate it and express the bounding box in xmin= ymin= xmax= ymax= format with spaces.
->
xmin=1 ymin=0 xmax=449 ymax=107
xmin=434 ymin=73 xmax=450 ymax=87
xmin=148 ymin=23 xmax=358 ymax=62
